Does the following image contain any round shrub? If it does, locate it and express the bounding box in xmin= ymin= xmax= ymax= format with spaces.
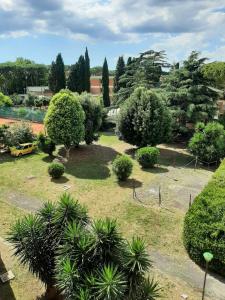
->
xmin=48 ymin=162 xmax=65 ymax=179
xmin=112 ymin=155 xmax=133 ymax=181
xmin=184 ymin=160 xmax=225 ymax=276
xmin=136 ymin=147 xmax=159 ymax=168
xmin=188 ymin=122 xmax=225 ymax=164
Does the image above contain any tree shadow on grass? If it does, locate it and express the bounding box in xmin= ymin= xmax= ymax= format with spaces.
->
xmin=42 ymin=155 xmax=55 ymax=163
xmin=58 ymin=144 xmax=119 ymax=180
xmin=141 ymin=166 xmax=169 ymax=174
xmin=118 ymin=178 xmax=142 ymax=189
xmin=0 ymin=256 xmax=16 ymax=300
xmin=124 ymin=148 xmax=136 ymax=159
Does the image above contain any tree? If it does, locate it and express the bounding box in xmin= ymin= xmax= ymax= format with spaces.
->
xmin=202 ymin=61 xmax=225 ymax=89
xmin=188 ymin=122 xmax=225 ymax=163
xmin=85 ymin=47 xmax=91 ymax=92
xmin=163 ymin=51 xmax=218 ymax=136
xmin=102 ymin=58 xmax=110 ymax=107
xmin=37 ymin=132 xmax=56 ymax=156
xmin=9 ymin=193 xmax=161 ymax=300
xmin=79 ymin=93 xmax=102 ymax=145
xmin=67 ymin=63 xmax=79 ymax=92
xmin=117 ymin=87 xmax=171 ymax=147
xmin=77 ymin=55 xmax=86 ymax=94
xmin=48 ymin=53 xmax=66 ymax=93
xmin=45 ymin=90 xmax=85 ymax=159
xmin=114 ymin=56 xmax=125 ymax=93
xmin=116 ymin=50 xmax=169 ymax=104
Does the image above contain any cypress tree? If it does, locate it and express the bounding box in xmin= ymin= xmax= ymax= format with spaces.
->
xmin=114 ymin=56 xmax=125 ymax=93
xmin=85 ymin=47 xmax=91 ymax=92
xmin=77 ymin=55 xmax=86 ymax=94
xmin=127 ymin=57 xmax=132 ymax=66
xmin=67 ymin=63 xmax=79 ymax=92
xmin=48 ymin=53 xmax=66 ymax=93
xmin=102 ymin=58 xmax=110 ymax=107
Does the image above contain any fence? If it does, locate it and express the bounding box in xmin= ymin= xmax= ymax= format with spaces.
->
xmin=0 ymin=107 xmax=46 ymax=123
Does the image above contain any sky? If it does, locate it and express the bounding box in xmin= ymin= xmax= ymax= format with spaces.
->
xmin=0 ymin=0 xmax=225 ymax=68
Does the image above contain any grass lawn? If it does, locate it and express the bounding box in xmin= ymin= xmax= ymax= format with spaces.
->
xmin=0 ymin=132 xmax=213 ymax=300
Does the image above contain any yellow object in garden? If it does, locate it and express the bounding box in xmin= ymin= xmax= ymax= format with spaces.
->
xmin=10 ymin=143 xmax=36 ymax=157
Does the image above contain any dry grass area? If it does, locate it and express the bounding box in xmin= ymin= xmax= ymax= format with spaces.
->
xmin=0 ymin=132 xmax=214 ymax=300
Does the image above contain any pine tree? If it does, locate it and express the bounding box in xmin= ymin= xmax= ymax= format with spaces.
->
xmin=67 ymin=63 xmax=79 ymax=92
xmin=84 ymin=47 xmax=91 ymax=92
xmin=77 ymin=55 xmax=86 ymax=94
xmin=163 ymin=51 xmax=218 ymax=136
xmin=48 ymin=53 xmax=66 ymax=93
xmin=114 ymin=56 xmax=125 ymax=93
xmin=102 ymin=58 xmax=110 ymax=107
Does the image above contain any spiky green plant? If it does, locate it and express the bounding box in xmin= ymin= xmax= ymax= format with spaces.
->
xmin=137 ymin=277 xmax=162 ymax=300
xmin=95 ymin=265 xmax=127 ymax=300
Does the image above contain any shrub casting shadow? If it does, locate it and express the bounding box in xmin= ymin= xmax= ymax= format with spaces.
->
xmin=42 ymin=155 xmax=55 ymax=163
xmin=0 ymin=256 xmax=16 ymax=300
xmin=58 ymin=144 xmax=119 ymax=180
xmin=118 ymin=178 xmax=142 ymax=189
xmin=51 ymin=176 xmax=69 ymax=184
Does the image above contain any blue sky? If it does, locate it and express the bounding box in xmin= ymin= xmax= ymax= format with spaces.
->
xmin=0 ymin=0 xmax=225 ymax=68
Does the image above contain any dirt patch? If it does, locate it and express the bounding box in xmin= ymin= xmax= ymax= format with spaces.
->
xmin=6 ymin=193 xmax=42 ymax=212
xmin=0 ymin=118 xmax=44 ymax=134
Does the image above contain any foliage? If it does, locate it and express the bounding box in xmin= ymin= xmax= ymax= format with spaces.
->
xmin=79 ymin=93 xmax=102 ymax=144
xmin=202 ymin=62 xmax=225 ymax=89
xmin=3 ymin=122 xmax=34 ymax=147
xmin=91 ymin=66 xmax=115 ymax=76
xmin=45 ymin=90 xmax=85 ymax=158
xmin=48 ymin=162 xmax=65 ymax=179
xmin=188 ymin=122 xmax=225 ymax=163
xmin=49 ymin=53 xmax=66 ymax=93
xmin=163 ymin=51 xmax=218 ymax=136
xmin=136 ymin=147 xmax=160 ymax=168
xmin=114 ymin=56 xmax=125 ymax=93
xmin=102 ymin=58 xmax=110 ymax=107
xmin=85 ymin=47 xmax=91 ymax=93
xmin=219 ymin=114 xmax=225 ymax=127
xmin=117 ymin=87 xmax=171 ymax=147
xmin=9 ymin=194 xmax=160 ymax=299
xmin=0 ymin=92 xmax=13 ymax=107
xmin=116 ymin=50 xmax=169 ymax=104
xmin=67 ymin=63 xmax=80 ymax=92
xmin=0 ymin=58 xmax=48 ymax=95
xmin=112 ymin=155 xmax=133 ymax=181
xmin=184 ymin=159 xmax=225 ymax=276
xmin=8 ymin=194 xmax=89 ymax=289
xmin=37 ymin=132 xmax=56 ymax=156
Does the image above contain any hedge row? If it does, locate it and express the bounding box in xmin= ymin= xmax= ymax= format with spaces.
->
xmin=184 ymin=159 xmax=225 ymax=275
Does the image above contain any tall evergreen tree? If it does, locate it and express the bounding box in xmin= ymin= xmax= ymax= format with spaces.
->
xmin=127 ymin=57 xmax=132 ymax=66
xmin=77 ymin=55 xmax=86 ymax=94
xmin=48 ymin=53 xmax=66 ymax=93
xmin=84 ymin=47 xmax=91 ymax=92
xmin=67 ymin=63 xmax=79 ymax=92
xmin=102 ymin=58 xmax=110 ymax=107
xmin=114 ymin=56 xmax=125 ymax=93
xmin=163 ymin=51 xmax=218 ymax=136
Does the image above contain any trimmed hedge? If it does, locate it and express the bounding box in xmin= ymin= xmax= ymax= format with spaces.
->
xmin=48 ymin=162 xmax=65 ymax=179
xmin=136 ymin=147 xmax=160 ymax=168
xmin=112 ymin=155 xmax=133 ymax=181
xmin=183 ymin=159 xmax=225 ymax=275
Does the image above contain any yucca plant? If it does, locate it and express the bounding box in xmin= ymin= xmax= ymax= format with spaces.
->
xmin=94 ymin=265 xmax=127 ymax=300
xmin=8 ymin=193 xmax=89 ymax=300
xmin=138 ymin=277 xmax=162 ymax=300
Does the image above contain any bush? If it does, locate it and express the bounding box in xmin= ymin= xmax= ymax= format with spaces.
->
xmin=112 ymin=155 xmax=133 ymax=181
xmin=3 ymin=122 xmax=34 ymax=147
xmin=188 ymin=122 xmax=225 ymax=163
xmin=48 ymin=162 xmax=65 ymax=179
xmin=0 ymin=92 xmax=12 ymax=107
xmin=117 ymin=87 xmax=171 ymax=147
xmin=184 ymin=160 xmax=225 ymax=276
xmin=38 ymin=133 xmax=56 ymax=156
xmin=136 ymin=147 xmax=160 ymax=168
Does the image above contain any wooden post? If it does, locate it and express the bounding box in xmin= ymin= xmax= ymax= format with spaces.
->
xmin=194 ymin=156 xmax=198 ymax=171
xmin=189 ymin=194 xmax=192 ymax=209
xmin=132 ymin=179 xmax=136 ymax=199
xmin=159 ymin=186 xmax=162 ymax=207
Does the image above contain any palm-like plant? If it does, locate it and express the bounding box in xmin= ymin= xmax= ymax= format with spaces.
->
xmin=95 ymin=265 xmax=127 ymax=300
xmin=138 ymin=277 xmax=162 ymax=300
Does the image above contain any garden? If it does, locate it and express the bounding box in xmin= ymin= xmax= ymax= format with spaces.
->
xmin=0 ymin=51 xmax=225 ymax=300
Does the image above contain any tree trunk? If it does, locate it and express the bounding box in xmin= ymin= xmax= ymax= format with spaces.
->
xmin=65 ymin=147 xmax=70 ymax=161
xmin=45 ymin=285 xmax=63 ymax=300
